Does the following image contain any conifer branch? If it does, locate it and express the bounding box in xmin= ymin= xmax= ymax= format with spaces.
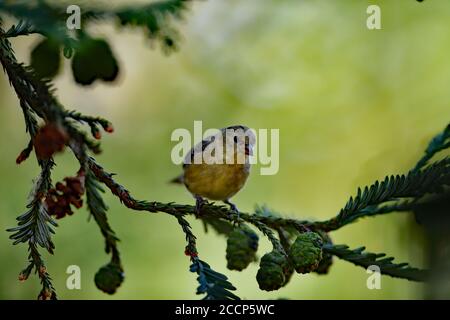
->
xmin=1 ymin=0 xmax=449 ymax=299
xmin=248 ymin=219 xmax=286 ymax=256
xmin=177 ymin=205 xmax=240 ymax=299
xmin=66 ymin=110 xmax=114 ymax=139
xmin=318 ymin=158 xmax=450 ymax=231
xmin=0 ymin=0 xmax=192 ymax=52
xmin=1 ymin=42 xmax=59 ymax=297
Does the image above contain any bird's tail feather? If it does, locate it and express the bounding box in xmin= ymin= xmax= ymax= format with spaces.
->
xmin=169 ymin=174 xmax=184 ymax=184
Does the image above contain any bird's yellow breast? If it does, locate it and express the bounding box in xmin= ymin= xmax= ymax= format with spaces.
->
xmin=183 ymin=163 xmax=250 ymax=200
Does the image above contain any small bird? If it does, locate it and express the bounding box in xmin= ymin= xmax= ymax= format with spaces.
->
xmin=171 ymin=125 xmax=255 ymax=215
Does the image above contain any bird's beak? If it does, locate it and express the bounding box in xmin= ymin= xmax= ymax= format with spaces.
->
xmin=245 ymin=145 xmax=253 ymax=156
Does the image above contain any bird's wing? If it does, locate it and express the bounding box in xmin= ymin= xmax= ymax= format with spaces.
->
xmin=183 ymin=134 xmax=217 ymax=167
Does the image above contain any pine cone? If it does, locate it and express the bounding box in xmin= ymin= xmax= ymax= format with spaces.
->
xmin=226 ymin=225 xmax=259 ymax=271
xmin=256 ymin=251 xmax=293 ymax=291
xmin=290 ymin=232 xmax=323 ymax=274
xmin=94 ymin=263 xmax=124 ymax=294
xmin=45 ymin=171 xmax=85 ymax=219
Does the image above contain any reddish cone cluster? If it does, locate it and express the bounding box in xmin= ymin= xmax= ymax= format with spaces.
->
xmin=18 ymin=272 xmax=28 ymax=282
xmin=16 ymin=148 xmax=31 ymax=164
xmin=45 ymin=171 xmax=85 ymax=219
xmin=104 ymin=124 xmax=114 ymax=133
xmin=33 ymin=123 xmax=68 ymax=160
xmin=184 ymin=246 xmax=198 ymax=258
xmin=38 ymin=288 xmax=55 ymax=300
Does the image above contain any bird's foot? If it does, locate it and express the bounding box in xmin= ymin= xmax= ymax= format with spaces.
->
xmin=224 ymin=200 xmax=241 ymax=226
xmin=195 ymin=195 xmax=207 ymax=218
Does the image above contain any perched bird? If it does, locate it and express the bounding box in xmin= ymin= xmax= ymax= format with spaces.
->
xmin=171 ymin=125 xmax=255 ymax=215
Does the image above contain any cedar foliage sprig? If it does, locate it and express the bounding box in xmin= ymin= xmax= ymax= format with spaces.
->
xmin=85 ymin=171 xmax=121 ymax=264
xmin=323 ymin=244 xmax=428 ymax=281
xmin=413 ymin=124 xmax=450 ymax=172
xmin=4 ymin=20 xmax=35 ymax=38
xmin=1 ymin=0 xmax=448 ymax=300
xmin=6 ymin=159 xmax=58 ymax=299
xmin=320 ymin=158 xmax=450 ymax=231
xmin=190 ymin=259 xmax=240 ymax=300
xmin=0 ymin=0 xmax=192 ymax=84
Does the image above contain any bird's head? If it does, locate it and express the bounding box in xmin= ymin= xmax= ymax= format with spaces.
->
xmin=221 ymin=125 xmax=256 ymax=161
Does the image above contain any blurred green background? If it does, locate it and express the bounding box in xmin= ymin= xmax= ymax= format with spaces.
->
xmin=1 ymin=0 xmax=449 ymax=299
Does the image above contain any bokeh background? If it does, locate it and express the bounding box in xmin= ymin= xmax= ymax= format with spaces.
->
xmin=1 ymin=0 xmax=449 ymax=299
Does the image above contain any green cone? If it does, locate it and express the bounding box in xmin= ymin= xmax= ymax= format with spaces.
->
xmin=290 ymin=232 xmax=323 ymax=274
xmin=94 ymin=262 xmax=124 ymax=294
xmin=226 ymin=225 xmax=259 ymax=271
xmin=256 ymin=251 xmax=293 ymax=291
